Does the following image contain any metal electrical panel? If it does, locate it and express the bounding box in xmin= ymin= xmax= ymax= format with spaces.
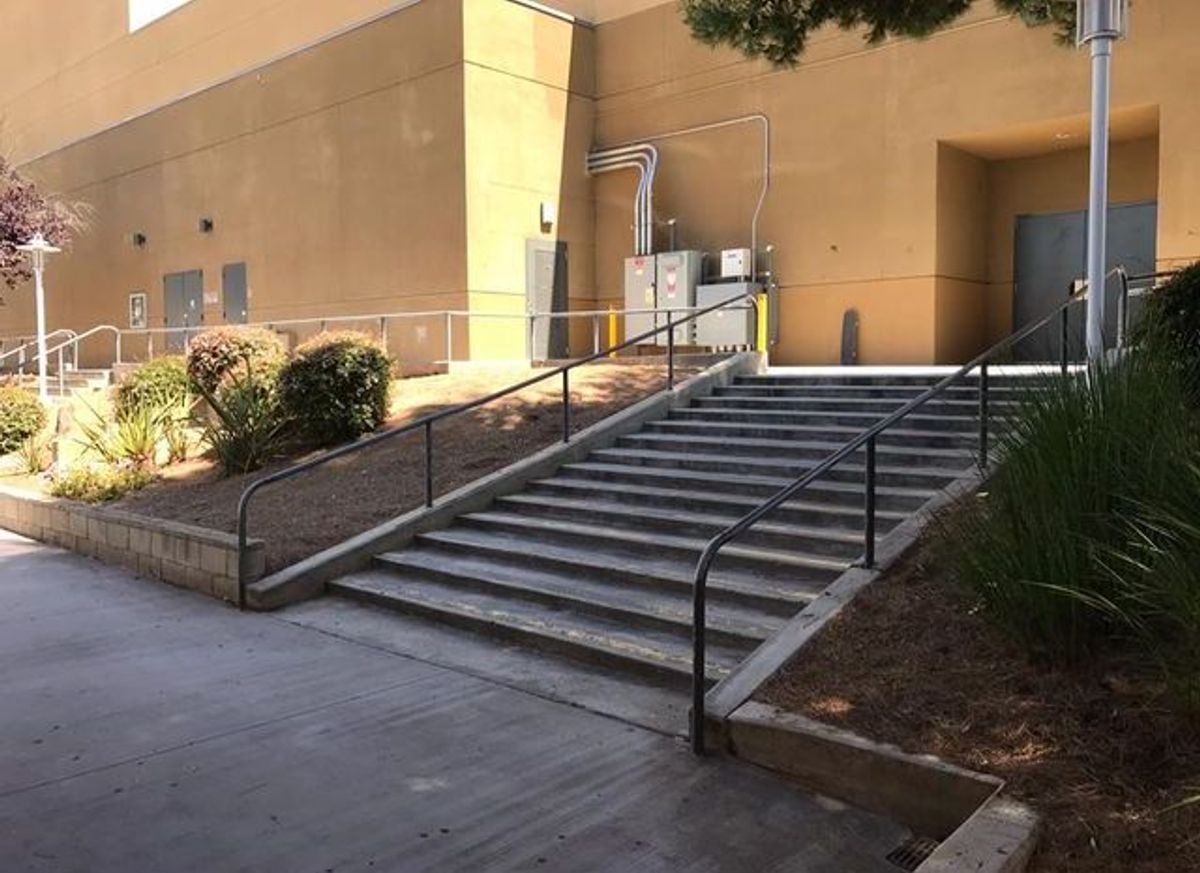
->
xmin=655 ymin=250 xmax=702 ymax=344
xmin=695 ymin=282 xmax=760 ymax=347
xmin=624 ymin=255 xmax=657 ymax=343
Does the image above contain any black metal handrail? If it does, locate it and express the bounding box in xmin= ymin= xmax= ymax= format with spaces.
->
xmin=688 ymin=267 xmax=1169 ymax=754
xmin=235 ymin=291 xmax=759 ymax=607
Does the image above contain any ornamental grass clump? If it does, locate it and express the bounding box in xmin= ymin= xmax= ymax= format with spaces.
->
xmin=939 ymin=265 xmax=1200 ymax=711
xmin=278 ymin=331 xmax=392 ymax=447
xmin=196 ymin=360 xmax=292 ymax=476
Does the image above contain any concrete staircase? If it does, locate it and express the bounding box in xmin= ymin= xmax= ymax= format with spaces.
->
xmin=325 ymin=372 xmax=1015 ymax=716
xmin=2 ymin=368 xmax=113 ymax=398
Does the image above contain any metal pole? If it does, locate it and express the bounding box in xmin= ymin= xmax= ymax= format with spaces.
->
xmin=978 ymin=363 xmax=989 ymax=470
xmin=57 ymin=347 xmax=64 ymax=396
xmin=1061 ymin=284 xmax=1071 ymax=376
xmin=424 ymin=420 xmax=434 ymax=508
xmin=667 ymin=314 xmax=675 ymax=390
xmin=592 ymin=314 xmax=600 ymax=356
xmin=863 ymin=436 xmax=876 ymax=568
xmin=562 ymin=369 xmax=571 ymax=443
xmin=446 ymin=312 xmax=453 ymax=364
xmin=1085 ymin=27 xmax=1114 ymax=362
xmin=1116 ymin=268 xmax=1129 ymax=350
xmin=379 ymin=316 xmax=388 ymax=355
xmin=691 ymin=563 xmax=710 ymax=755
xmin=33 ymin=263 xmax=48 ymax=402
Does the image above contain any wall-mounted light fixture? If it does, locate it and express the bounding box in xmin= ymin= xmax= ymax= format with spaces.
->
xmin=199 ymin=217 xmax=214 ymax=234
xmin=539 ymin=201 xmax=557 ymax=233
xmin=131 ymin=232 xmax=148 ymax=248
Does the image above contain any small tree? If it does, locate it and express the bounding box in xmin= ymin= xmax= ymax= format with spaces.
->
xmin=681 ymin=0 xmax=1077 ymax=66
xmin=0 ymin=154 xmax=85 ymax=298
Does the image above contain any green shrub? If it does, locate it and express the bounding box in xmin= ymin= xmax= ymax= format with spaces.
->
xmin=1135 ymin=261 xmax=1200 ymax=398
xmin=186 ymin=327 xmax=286 ymax=395
xmin=198 ymin=363 xmax=291 ymax=475
xmin=115 ymin=356 xmax=191 ymax=416
xmin=0 ymin=386 xmax=46 ymax=455
xmin=279 ymin=331 xmax=392 ymax=446
xmin=50 ymin=463 xmax=156 ymax=503
xmin=938 ymin=340 xmax=1200 ymax=704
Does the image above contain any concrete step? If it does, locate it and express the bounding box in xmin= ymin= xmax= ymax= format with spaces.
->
xmin=588 ymin=446 xmax=961 ymax=490
xmin=493 ymin=492 xmax=868 ymax=559
xmin=744 ymin=373 xmax=1043 ymax=387
xmin=693 ymin=394 xmax=1019 ymax=417
xmin=413 ymin=526 xmax=821 ymax=616
xmin=457 ymin=510 xmax=852 ymax=583
xmin=330 ymin=569 xmax=740 ymax=688
xmin=557 ymin=461 xmax=939 ymax=513
xmin=617 ymin=431 xmax=975 ymax=470
xmin=716 ymin=382 xmax=1030 ymax=400
xmin=524 ymin=476 xmax=909 ymax=533
xmin=670 ymin=405 xmax=997 ymax=433
xmin=372 ymin=547 xmax=782 ymax=647
xmin=644 ymin=417 xmax=980 ymax=451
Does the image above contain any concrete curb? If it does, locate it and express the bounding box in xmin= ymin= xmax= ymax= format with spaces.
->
xmin=726 ymin=702 xmax=1039 ymax=872
xmin=246 ymin=351 xmax=765 ymax=610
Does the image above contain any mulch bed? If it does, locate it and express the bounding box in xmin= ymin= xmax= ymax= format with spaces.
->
xmin=113 ymin=361 xmax=692 ymax=574
xmin=757 ymin=540 xmax=1200 ymax=873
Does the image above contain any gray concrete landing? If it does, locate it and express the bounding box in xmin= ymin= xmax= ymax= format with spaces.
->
xmin=0 ymin=530 xmax=908 ymax=872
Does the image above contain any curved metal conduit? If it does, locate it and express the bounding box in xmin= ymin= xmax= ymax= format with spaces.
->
xmin=593 ymin=114 xmax=771 ymax=275
xmin=586 ymin=144 xmax=658 ymax=255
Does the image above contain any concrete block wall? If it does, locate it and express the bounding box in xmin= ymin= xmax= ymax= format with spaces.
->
xmin=0 ymin=486 xmax=265 ymax=604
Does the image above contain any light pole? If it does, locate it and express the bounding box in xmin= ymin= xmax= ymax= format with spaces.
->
xmin=1078 ymin=0 xmax=1128 ymax=363
xmin=16 ymin=233 xmax=61 ymax=403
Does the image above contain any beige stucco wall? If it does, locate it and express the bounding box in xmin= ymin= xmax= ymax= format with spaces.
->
xmin=3 ymin=0 xmax=1199 ymax=365
xmin=590 ymin=0 xmax=1200 ymax=363
xmin=2 ymin=0 xmax=468 ymax=362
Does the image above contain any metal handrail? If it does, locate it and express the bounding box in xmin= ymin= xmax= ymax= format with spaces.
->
xmin=687 ymin=266 xmax=1172 ymax=754
xmin=1115 ymin=267 xmax=1178 ymax=350
xmin=0 ymin=329 xmax=77 ymax=368
xmin=234 ymin=292 xmax=760 ymax=608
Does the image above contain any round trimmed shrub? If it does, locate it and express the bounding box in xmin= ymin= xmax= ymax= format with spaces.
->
xmin=186 ymin=327 xmax=287 ymax=395
xmin=0 ymin=386 xmax=46 ymax=455
xmin=115 ymin=356 xmax=190 ymax=415
xmin=279 ymin=331 xmax=392 ymax=446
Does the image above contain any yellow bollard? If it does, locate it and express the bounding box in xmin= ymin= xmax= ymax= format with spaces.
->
xmin=756 ymin=291 xmax=769 ymax=354
xmin=608 ymin=305 xmax=619 ymax=358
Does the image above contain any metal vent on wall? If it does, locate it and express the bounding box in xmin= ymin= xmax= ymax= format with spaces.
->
xmin=884 ymin=835 xmax=940 ymax=871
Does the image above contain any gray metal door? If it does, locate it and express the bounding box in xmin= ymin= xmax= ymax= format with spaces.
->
xmin=163 ymin=270 xmax=204 ymax=352
xmin=526 ymin=240 xmax=568 ymax=360
xmin=222 ymin=262 xmax=248 ymax=324
xmin=1012 ymin=201 xmax=1156 ymax=362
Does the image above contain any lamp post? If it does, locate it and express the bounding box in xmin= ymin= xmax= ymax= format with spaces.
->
xmin=1078 ymin=0 xmax=1128 ymax=363
xmin=15 ymin=233 xmax=61 ymax=402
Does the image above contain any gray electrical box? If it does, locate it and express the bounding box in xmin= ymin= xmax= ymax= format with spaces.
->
xmin=695 ymin=282 xmax=760 ymax=347
xmin=624 ymin=255 xmax=657 ymax=343
xmin=655 ymin=250 xmax=703 ymax=344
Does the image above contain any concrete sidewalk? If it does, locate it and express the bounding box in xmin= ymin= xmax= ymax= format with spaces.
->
xmin=0 ymin=530 xmax=907 ymax=872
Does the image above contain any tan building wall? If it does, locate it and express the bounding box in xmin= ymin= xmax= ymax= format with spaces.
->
xmin=2 ymin=0 xmax=1199 ymax=365
xmin=590 ymin=0 xmax=1200 ymax=363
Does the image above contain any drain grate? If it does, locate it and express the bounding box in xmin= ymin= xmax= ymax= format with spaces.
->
xmin=884 ymin=835 xmax=940 ymax=871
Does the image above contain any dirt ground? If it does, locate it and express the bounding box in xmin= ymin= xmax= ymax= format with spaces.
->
xmin=758 ymin=541 xmax=1200 ymax=873
xmin=110 ymin=361 xmax=693 ymax=573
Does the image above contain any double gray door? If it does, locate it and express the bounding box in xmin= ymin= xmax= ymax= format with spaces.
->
xmin=163 ymin=270 xmax=204 ymax=352
xmin=1013 ymin=201 xmax=1157 ymax=361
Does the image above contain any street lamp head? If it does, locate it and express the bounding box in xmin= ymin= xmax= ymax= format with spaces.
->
xmin=1077 ymin=0 xmax=1128 ymax=45
xmin=16 ymin=232 xmax=61 ymax=272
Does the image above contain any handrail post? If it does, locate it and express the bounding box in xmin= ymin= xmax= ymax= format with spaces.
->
xmin=446 ymin=312 xmax=454 ymax=365
xmin=691 ymin=557 xmax=711 ymax=756
xmin=863 ymin=436 xmax=876 ymax=568
xmin=424 ymin=420 xmax=434 ymax=508
xmin=562 ymin=369 xmax=571 ymax=443
xmin=978 ymin=363 xmax=989 ymax=471
xmin=57 ymin=347 xmax=64 ymax=396
xmin=379 ymin=316 xmax=388 ymax=355
xmin=1116 ymin=267 xmax=1129 ymax=350
xmin=1060 ymin=283 xmax=1072 ymax=375
xmin=592 ymin=313 xmax=600 ymax=356
xmin=236 ymin=509 xmax=249 ymax=611
xmin=666 ymin=313 xmax=675 ymax=390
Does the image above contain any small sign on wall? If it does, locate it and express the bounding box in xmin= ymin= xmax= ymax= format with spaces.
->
xmin=129 ymin=292 xmax=148 ymax=329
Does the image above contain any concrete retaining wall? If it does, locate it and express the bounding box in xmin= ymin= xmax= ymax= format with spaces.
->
xmin=0 ymin=485 xmax=265 ymax=604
